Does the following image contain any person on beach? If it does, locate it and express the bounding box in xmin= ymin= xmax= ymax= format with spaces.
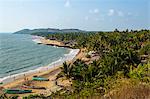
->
xmin=23 ymin=74 xmax=26 ymax=81
xmin=26 ymin=78 xmax=28 ymax=81
xmin=55 ymin=81 xmax=58 ymax=85
xmin=13 ymin=76 xmax=16 ymax=81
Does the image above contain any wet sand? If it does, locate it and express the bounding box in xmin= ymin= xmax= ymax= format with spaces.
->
xmin=1 ymin=38 xmax=84 ymax=97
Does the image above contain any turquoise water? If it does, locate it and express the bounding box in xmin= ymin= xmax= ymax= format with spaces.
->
xmin=0 ymin=33 xmax=69 ymax=78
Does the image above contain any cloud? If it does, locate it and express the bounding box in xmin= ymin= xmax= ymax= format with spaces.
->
xmin=64 ymin=0 xmax=70 ymax=7
xmin=95 ymin=18 xmax=100 ymax=21
xmin=117 ymin=11 xmax=124 ymax=17
xmin=127 ymin=12 xmax=132 ymax=16
xmin=85 ymin=16 xmax=89 ymax=21
xmin=108 ymin=9 xmax=114 ymax=16
xmin=89 ymin=8 xmax=99 ymax=14
xmin=108 ymin=9 xmax=125 ymax=17
xmin=94 ymin=9 xmax=99 ymax=13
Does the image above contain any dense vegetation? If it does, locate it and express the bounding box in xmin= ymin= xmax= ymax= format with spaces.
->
xmin=29 ymin=29 xmax=150 ymax=98
xmin=14 ymin=28 xmax=84 ymax=35
xmin=47 ymin=29 xmax=150 ymax=98
xmin=1 ymin=29 xmax=149 ymax=99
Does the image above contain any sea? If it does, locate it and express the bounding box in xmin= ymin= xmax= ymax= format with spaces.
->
xmin=0 ymin=33 xmax=70 ymax=79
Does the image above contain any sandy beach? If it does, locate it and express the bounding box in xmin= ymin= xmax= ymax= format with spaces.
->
xmin=40 ymin=38 xmax=64 ymax=46
xmin=0 ymin=37 xmax=83 ymax=97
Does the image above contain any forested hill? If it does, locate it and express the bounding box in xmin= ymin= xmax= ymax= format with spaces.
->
xmin=3 ymin=29 xmax=150 ymax=98
xmin=38 ymin=29 xmax=150 ymax=98
xmin=14 ymin=28 xmax=85 ymax=35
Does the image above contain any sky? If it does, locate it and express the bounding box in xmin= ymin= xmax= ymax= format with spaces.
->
xmin=0 ymin=0 xmax=149 ymax=32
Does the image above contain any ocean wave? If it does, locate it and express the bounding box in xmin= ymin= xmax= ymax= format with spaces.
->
xmin=5 ymin=61 xmax=43 ymax=74
xmin=0 ymin=47 xmax=27 ymax=56
xmin=0 ymin=48 xmax=79 ymax=85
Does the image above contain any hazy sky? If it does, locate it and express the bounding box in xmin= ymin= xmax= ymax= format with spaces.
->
xmin=0 ymin=0 xmax=149 ymax=32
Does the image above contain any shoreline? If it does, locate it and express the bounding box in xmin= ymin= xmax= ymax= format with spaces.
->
xmin=1 ymin=36 xmax=80 ymax=87
xmin=39 ymin=37 xmax=73 ymax=48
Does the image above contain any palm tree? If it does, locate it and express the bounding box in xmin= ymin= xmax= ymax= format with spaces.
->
xmin=0 ymin=94 xmax=8 ymax=99
xmin=61 ymin=62 xmax=72 ymax=78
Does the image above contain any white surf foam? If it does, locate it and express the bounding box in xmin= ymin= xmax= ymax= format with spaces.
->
xmin=32 ymin=36 xmax=44 ymax=44
xmin=0 ymin=48 xmax=79 ymax=85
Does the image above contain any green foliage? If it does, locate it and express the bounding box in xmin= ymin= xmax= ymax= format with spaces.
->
xmin=139 ymin=43 xmax=150 ymax=55
xmin=23 ymin=94 xmax=51 ymax=99
xmin=60 ymin=61 xmax=73 ymax=78
xmin=128 ymin=63 xmax=150 ymax=82
xmin=0 ymin=94 xmax=8 ymax=99
xmin=0 ymin=94 xmax=19 ymax=99
xmin=34 ymin=29 xmax=150 ymax=98
xmin=85 ymin=54 xmax=91 ymax=58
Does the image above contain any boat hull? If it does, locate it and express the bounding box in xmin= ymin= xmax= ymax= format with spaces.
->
xmin=4 ymin=89 xmax=32 ymax=94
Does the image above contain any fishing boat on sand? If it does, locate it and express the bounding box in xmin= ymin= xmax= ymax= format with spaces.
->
xmin=0 ymin=82 xmax=3 ymax=85
xmin=22 ymin=85 xmax=46 ymax=90
xmin=32 ymin=76 xmax=49 ymax=81
xmin=4 ymin=89 xmax=32 ymax=94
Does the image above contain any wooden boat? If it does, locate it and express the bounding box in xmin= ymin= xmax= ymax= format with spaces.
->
xmin=32 ymin=76 xmax=49 ymax=81
xmin=4 ymin=89 xmax=32 ymax=94
xmin=22 ymin=85 xmax=46 ymax=90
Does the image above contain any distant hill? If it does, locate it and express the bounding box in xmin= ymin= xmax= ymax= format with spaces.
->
xmin=14 ymin=28 xmax=85 ymax=35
